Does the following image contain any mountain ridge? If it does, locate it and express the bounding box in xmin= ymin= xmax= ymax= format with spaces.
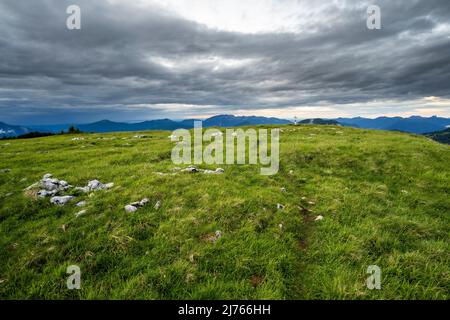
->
xmin=2 ymin=115 xmax=450 ymax=136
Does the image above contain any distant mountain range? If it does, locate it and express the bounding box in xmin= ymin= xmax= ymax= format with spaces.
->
xmin=1 ymin=115 xmax=450 ymax=137
xmin=0 ymin=121 xmax=31 ymax=137
xmin=2 ymin=115 xmax=291 ymax=136
xmin=335 ymin=116 xmax=450 ymax=134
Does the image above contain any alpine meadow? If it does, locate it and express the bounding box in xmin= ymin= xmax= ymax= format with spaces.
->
xmin=0 ymin=125 xmax=448 ymax=299
xmin=1 ymin=0 xmax=450 ymax=305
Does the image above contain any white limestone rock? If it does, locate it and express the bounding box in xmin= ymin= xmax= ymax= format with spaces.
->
xmin=50 ymin=196 xmax=75 ymax=205
xmin=125 ymin=205 xmax=138 ymax=213
xmin=182 ymin=166 xmax=199 ymax=173
xmin=75 ymin=210 xmax=87 ymax=218
xmin=75 ymin=201 xmax=86 ymax=207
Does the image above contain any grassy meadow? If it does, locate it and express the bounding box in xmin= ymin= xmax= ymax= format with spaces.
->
xmin=0 ymin=125 xmax=449 ymax=299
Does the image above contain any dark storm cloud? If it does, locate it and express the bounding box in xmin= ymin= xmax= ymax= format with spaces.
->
xmin=0 ymin=0 xmax=449 ymax=123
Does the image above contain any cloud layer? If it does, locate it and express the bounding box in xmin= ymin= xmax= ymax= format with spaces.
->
xmin=1 ymin=0 xmax=449 ymax=124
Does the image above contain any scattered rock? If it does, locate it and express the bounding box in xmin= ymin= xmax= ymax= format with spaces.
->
xmin=182 ymin=166 xmax=199 ymax=173
xmin=76 ymin=180 xmax=114 ymax=193
xmin=50 ymin=196 xmax=75 ymax=205
xmin=125 ymin=198 xmax=150 ymax=213
xmin=289 ymin=170 xmax=294 ymax=175
xmin=314 ymin=215 xmax=324 ymax=221
xmin=203 ymin=168 xmax=225 ymax=174
xmin=159 ymin=166 xmax=225 ymax=176
xmin=59 ymin=180 xmax=69 ymax=187
xmin=154 ymin=200 xmax=161 ymax=210
xmin=277 ymin=203 xmax=285 ymax=210
xmin=180 ymin=166 xmax=225 ymax=174
xmin=125 ymin=205 xmax=138 ymax=213
xmin=87 ymin=180 xmax=103 ymax=190
xmin=37 ymin=190 xmax=58 ymax=198
xmin=0 ymin=168 xmax=11 ymax=173
xmin=75 ymin=210 xmax=87 ymax=218
xmin=4 ymin=192 xmax=13 ymax=197
xmin=280 ymin=187 xmax=286 ymax=193
xmin=75 ymin=201 xmax=86 ymax=207
xmin=71 ymin=137 xmax=84 ymax=141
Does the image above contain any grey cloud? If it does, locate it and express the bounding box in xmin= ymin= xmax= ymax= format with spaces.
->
xmin=0 ymin=0 xmax=449 ymax=123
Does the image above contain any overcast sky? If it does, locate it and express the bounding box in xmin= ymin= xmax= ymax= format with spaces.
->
xmin=1 ymin=0 xmax=450 ymax=124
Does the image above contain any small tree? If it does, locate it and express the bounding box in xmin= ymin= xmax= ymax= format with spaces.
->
xmin=68 ymin=126 xmax=81 ymax=134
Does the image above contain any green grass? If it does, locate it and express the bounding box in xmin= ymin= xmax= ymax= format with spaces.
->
xmin=0 ymin=125 xmax=448 ymax=299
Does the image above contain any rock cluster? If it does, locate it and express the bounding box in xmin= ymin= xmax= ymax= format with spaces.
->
xmin=25 ymin=174 xmax=114 ymax=206
xmin=34 ymin=174 xmax=72 ymax=198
